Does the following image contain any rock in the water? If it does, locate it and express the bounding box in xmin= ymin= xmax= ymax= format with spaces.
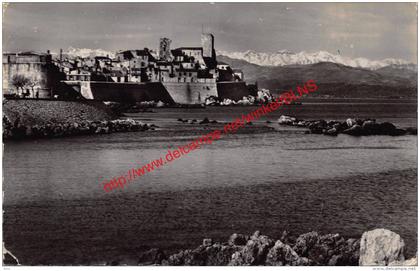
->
xmin=346 ymin=118 xmax=357 ymax=127
xmin=199 ymin=117 xmax=210 ymax=124
xmin=324 ymin=127 xmax=338 ymax=136
xmin=203 ymin=239 xmax=213 ymax=247
xmin=392 ymin=129 xmax=407 ymax=136
xmin=138 ymin=248 xmax=166 ymax=265
xmin=342 ymin=124 xmax=364 ymax=136
xmin=362 ymin=120 xmax=381 ymax=135
xmin=378 ymin=122 xmax=397 ymax=135
xmin=333 ymin=122 xmax=348 ymax=132
xmin=229 ymin=231 xmax=274 ymax=265
xmin=359 ymin=228 xmax=405 ymax=266
xmin=278 ymin=115 xmax=296 ymax=125
xmin=296 ymin=120 xmax=307 ymax=127
xmin=308 ymin=120 xmax=327 ymax=134
xmin=266 ymin=240 xmax=311 ymax=266
xmin=228 ymin=233 xmax=248 ymax=246
xmin=406 ymin=127 xmax=417 ymax=135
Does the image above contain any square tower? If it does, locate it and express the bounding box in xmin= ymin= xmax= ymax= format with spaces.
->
xmin=201 ymin=33 xmax=214 ymax=59
xmin=159 ymin=37 xmax=172 ymax=61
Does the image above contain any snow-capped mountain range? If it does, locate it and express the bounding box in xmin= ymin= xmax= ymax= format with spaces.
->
xmin=217 ymin=50 xmax=414 ymax=70
xmin=64 ymin=47 xmax=115 ymax=58
xmin=62 ymin=47 xmax=415 ymax=71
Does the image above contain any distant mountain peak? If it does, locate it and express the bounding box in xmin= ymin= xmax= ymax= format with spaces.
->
xmin=216 ymin=49 xmax=414 ymax=70
xmin=65 ymin=47 xmax=115 ymax=58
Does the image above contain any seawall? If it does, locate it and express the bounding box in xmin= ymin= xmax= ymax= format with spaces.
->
xmin=64 ymin=81 xmax=254 ymax=104
xmin=163 ymin=81 xmax=218 ymax=104
xmin=67 ymin=81 xmax=175 ymax=104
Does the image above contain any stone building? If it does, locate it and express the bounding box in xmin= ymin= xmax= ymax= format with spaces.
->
xmin=233 ymin=69 xmax=244 ymax=81
xmin=66 ymin=69 xmax=91 ymax=81
xmin=115 ymin=49 xmax=157 ymax=82
xmin=2 ymin=51 xmax=63 ymax=98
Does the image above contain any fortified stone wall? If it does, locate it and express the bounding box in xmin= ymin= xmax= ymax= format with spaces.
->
xmin=217 ymin=81 xmax=253 ymax=101
xmin=163 ymin=81 xmax=218 ymax=104
xmin=3 ymin=62 xmax=50 ymax=98
xmin=3 ymin=54 xmax=64 ymax=98
xmin=84 ymin=81 xmax=175 ymax=104
xmin=65 ymin=81 xmax=248 ymax=105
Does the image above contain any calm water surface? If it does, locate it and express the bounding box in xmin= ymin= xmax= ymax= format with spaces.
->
xmin=3 ymin=101 xmax=417 ymax=264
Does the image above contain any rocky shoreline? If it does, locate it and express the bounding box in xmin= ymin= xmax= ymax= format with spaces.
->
xmin=128 ymin=229 xmax=415 ymax=266
xmin=278 ymin=115 xmax=417 ymax=136
xmin=3 ymin=117 xmax=156 ymax=140
xmin=3 ymin=99 xmax=156 ymax=140
xmin=3 ymin=228 xmax=416 ymax=266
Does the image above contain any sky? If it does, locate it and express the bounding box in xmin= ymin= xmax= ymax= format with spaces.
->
xmin=2 ymin=2 xmax=418 ymax=62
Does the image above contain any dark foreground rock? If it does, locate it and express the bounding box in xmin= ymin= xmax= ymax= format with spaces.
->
xmin=137 ymin=248 xmax=166 ymax=265
xmin=163 ymin=241 xmax=241 ymax=266
xmin=293 ymin=231 xmax=359 ymax=265
xmin=134 ymin=229 xmax=416 ymax=266
xmin=278 ymin=115 xmax=416 ymax=137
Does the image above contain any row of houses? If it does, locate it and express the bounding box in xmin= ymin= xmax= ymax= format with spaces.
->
xmin=2 ymin=33 xmax=245 ymax=98
xmin=60 ymin=33 xmax=244 ymax=84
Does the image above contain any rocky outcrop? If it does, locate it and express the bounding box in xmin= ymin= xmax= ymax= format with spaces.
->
xmin=266 ymin=240 xmax=310 ymax=266
xmin=228 ymin=233 xmax=249 ymax=246
xmin=3 ymin=99 xmax=155 ymax=140
xmin=359 ymin=228 xmax=405 ymax=266
xmin=278 ymin=115 xmax=416 ymax=137
xmin=153 ymin=229 xmax=414 ymax=266
xmin=176 ymin=117 xmax=218 ymax=124
xmin=229 ymin=231 xmax=274 ymax=265
xmin=3 ymin=117 xmax=154 ymax=140
xmin=164 ymin=240 xmax=241 ymax=266
xmin=292 ymin=231 xmax=359 ymax=266
xmin=158 ymin=230 xmax=361 ymax=266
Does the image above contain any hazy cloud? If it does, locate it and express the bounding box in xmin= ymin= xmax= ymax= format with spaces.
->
xmin=2 ymin=2 xmax=417 ymax=62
